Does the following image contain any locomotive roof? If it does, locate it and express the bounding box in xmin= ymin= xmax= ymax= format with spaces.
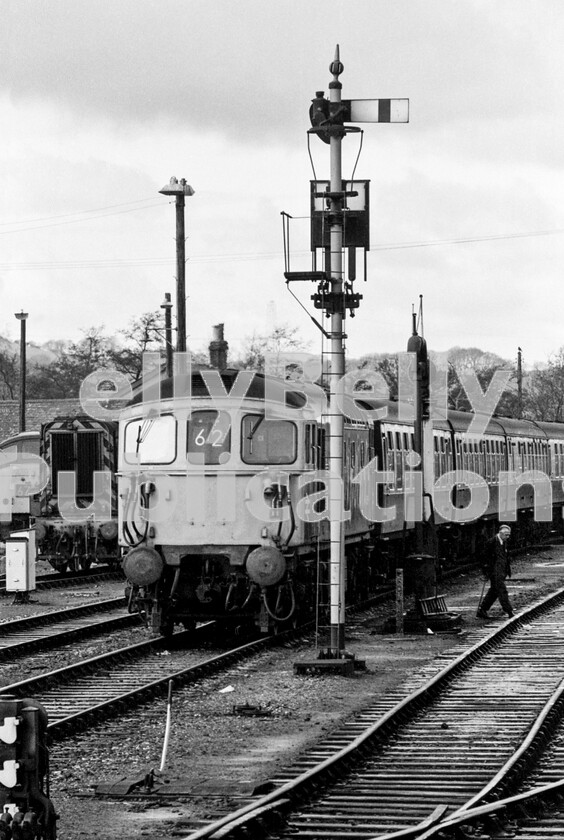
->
xmin=129 ymin=369 xmax=310 ymax=409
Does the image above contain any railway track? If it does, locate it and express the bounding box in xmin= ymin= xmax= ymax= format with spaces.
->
xmin=174 ymin=584 xmax=564 ymax=840
xmin=395 ymin=671 xmax=564 ymax=838
xmin=0 ymin=596 xmax=139 ymax=660
xmin=0 ymin=564 xmax=123 ymax=594
xmin=0 ymin=623 xmax=291 ymax=739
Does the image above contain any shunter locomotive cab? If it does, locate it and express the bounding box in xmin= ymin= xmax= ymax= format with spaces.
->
xmin=34 ymin=417 xmax=119 ymax=572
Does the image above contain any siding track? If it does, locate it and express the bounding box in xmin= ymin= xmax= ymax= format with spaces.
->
xmin=177 ymin=586 xmax=564 ymax=840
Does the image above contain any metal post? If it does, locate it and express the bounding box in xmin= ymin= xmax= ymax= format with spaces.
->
xmin=175 ymin=192 xmax=186 ymax=353
xmin=517 ymin=346 xmax=523 ymax=419
xmin=161 ymin=293 xmax=173 ymax=379
xmin=15 ymin=311 xmax=28 ymax=433
xmin=159 ymin=177 xmax=195 ymax=355
xmin=327 ymin=48 xmax=346 ymax=656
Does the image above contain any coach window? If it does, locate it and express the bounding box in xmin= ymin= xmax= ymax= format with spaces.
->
xmin=305 ymin=424 xmax=316 ymax=466
xmin=382 ymin=433 xmax=392 ymax=489
xmin=395 ymin=432 xmax=403 ymax=489
xmin=440 ymin=437 xmax=447 ymax=476
xmin=385 ymin=431 xmax=394 ymax=488
xmin=540 ymin=441 xmax=548 ymax=473
xmin=460 ymin=439 xmax=468 ymax=472
xmin=488 ymin=440 xmax=494 ymax=481
xmin=187 ymin=410 xmax=231 ymax=465
xmin=124 ymin=414 xmax=176 ymax=464
xmin=483 ymin=440 xmax=490 ymax=482
xmin=476 ymin=441 xmax=483 ymax=477
xmin=241 ymin=414 xmax=297 ymax=464
xmin=478 ymin=440 xmax=485 ymax=478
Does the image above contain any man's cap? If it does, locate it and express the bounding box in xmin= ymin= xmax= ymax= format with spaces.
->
xmin=499 ymin=525 xmax=512 ymax=534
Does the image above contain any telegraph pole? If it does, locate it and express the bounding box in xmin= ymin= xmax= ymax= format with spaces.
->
xmin=290 ymin=48 xmax=408 ymax=667
xmin=15 ymin=311 xmax=28 ymax=433
xmin=517 ymin=347 xmax=523 ymax=419
xmin=159 ymin=177 xmax=195 ymax=353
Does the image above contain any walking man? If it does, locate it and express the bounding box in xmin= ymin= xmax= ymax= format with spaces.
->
xmin=477 ymin=525 xmax=514 ymax=619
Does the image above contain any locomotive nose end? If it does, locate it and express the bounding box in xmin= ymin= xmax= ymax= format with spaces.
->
xmin=122 ymin=546 xmax=164 ymax=586
xmin=246 ymin=546 xmax=286 ymax=587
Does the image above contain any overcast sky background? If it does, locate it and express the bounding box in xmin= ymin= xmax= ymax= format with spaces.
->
xmin=2 ymin=0 xmax=564 ymax=369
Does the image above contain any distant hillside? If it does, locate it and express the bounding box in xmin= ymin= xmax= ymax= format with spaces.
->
xmin=0 ymin=336 xmax=60 ymax=366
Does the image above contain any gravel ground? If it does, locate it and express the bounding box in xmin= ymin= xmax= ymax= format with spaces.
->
xmin=2 ymin=550 xmax=564 ymax=839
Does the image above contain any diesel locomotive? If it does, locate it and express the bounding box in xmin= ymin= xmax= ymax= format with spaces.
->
xmin=33 ymin=416 xmax=120 ymax=571
xmin=117 ymin=367 xmax=564 ymax=635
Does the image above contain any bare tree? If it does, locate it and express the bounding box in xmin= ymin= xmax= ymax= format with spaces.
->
xmin=27 ymin=327 xmax=110 ymax=398
xmin=235 ymin=324 xmax=310 ymax=371
xmin=0 ymin=349 xmax=18 ymax=399
xmin=447 ymin=347 xmax=517 ymax=416
xmin=351 ymin=353 xmax=399 ymax=398
xmin=524 ymin=348 xmax=564 ymax=421
xmin=107 ymin=310 xmax=165 ymax=381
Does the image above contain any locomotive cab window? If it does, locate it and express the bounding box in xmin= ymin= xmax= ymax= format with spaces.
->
xmin=241 ymin=414 xmax=297 ymax=464
xmin=124 ymin=414 xmax=176 ymax=464
xmin=187 ymin=410 xmax=231 ymax=465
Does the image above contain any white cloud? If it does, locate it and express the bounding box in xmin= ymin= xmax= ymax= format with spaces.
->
xmin=1 ymin=0 xmax=564 ymax=366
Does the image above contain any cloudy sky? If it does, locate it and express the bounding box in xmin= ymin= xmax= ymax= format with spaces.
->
xmin=2 ymin=0 xmax=564 ymax=369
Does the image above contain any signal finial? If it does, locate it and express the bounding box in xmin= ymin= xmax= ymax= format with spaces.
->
xmin=330 ymin=44 xmax=344 ymax=78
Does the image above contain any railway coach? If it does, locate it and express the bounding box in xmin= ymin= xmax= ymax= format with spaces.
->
xmin=376 ymin=403 xmax=564 ymax=575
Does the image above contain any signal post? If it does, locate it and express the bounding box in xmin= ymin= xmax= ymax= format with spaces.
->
xmin=290 ymin=48 xmax=408 ymax=671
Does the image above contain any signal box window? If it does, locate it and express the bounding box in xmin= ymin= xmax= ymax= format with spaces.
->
xmin=124 ymin=415 xmax=176 ymax=464
xmin=241 ymin=414 xmax=297 ymax=464
xmin=187 ymin=410 xmax=231 ymax=465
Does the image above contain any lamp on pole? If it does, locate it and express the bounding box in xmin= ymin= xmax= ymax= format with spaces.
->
xmin=160 ymin=293 xmax=174 ymax=379
xmin=159 ymin=177 xmax=195 ymax=353
xmin=15 ymin=311 xmax=28 ymax=432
